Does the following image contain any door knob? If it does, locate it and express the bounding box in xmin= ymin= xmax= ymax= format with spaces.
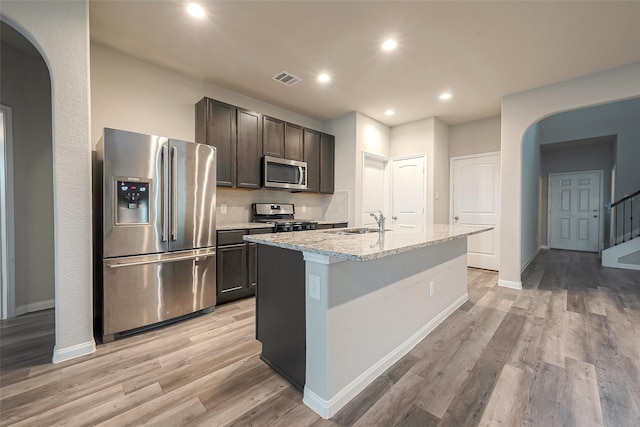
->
xmin=392 ymin=216 xmax=397 ymax=220
xmin=454 ymin=216 xmax=459 ymax=221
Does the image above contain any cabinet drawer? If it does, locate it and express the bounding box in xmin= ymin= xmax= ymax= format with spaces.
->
xmin=217 ymin=230 xmax=247 ymax=246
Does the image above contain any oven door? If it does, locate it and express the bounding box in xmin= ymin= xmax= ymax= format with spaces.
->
xmin=263 ymin=156 xmax=307 ymax=190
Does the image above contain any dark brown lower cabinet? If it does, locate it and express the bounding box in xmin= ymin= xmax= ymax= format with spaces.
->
xmin=255 ymin=244 xmax=306 ymax=391
xmin=216 ymin=228 xmax=271 ymax=304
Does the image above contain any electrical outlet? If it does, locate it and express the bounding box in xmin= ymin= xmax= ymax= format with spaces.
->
xmin=429 ymin=281 xmax=435 ymax=298
xmin=309 ymin=274 xmax=320 ymax=301
xmin=301 ymin=205 xmax=307 ymax=213
xmin=220 ymin=204 xmax=227 ymax=214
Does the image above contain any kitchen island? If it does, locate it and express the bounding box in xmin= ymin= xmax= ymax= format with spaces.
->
xmin=244 ymin=224 xmax=492 ymax=418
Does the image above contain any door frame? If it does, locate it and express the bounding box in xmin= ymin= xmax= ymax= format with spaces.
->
xmin=361 ymin=152 xmax=391 ymax=227
xmin=1 ymin=104 xmax=15 ymax=320
xmin=449 ymin=151 xmax=501 ymax=225
xmin=547 ymin=169 xmax=604 ymax=252
xmin=391 ymin=154 xmax=427 ymax=229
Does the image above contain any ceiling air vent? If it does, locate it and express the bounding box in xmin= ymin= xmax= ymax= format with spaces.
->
xmin=272 ymin=71 xmax=301 ymax=87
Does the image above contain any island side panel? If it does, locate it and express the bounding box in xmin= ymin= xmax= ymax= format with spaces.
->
xmin=304 ymin=238 xmax=468 ymax=418
xmin=256 ymin=245 xmax=306 ymax=391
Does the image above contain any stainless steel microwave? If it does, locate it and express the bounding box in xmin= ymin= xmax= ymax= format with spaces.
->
xmin=263 ymin=156 xmax=307 ymax=190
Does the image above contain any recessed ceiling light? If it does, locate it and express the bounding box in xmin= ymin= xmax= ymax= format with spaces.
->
xmin=186 ymin=3 xmax=206 ymax=19
xmin=382 ymin=39 xmax=397 ymax=51
xmin=439 ymin=92 xmax=452 ymax=100
xmin=318 ymin=73 xmax=331 ymax=83
xmin=384 ymin=109 xmax=396 ymax=116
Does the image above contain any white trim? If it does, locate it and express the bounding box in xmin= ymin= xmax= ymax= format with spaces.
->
xmin=617 ymin=263 xmax=640 ymax=271
xmin=540 ymin=245 xmax=550 ymax=250
xmin=547 ymin=170 xmax=604 ymax=253
xmin=0 ymin=105 xmax=15 ymax=320
xmin=303 ymin=293 xmax=468 ymax=419
xmin=52 ymin=340 xmax=96 ymax=364
xmin=498 ymin=279 xmax=523 ymax=290
xmin=521 ymin=247 xmax=541 ymax=272
xmin=14 ymin=299 xmax=55 ymax=316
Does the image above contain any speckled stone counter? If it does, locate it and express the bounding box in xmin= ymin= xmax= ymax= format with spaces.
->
xmin=244 ymin=224 xmax=492 ymax=261
xmin=216 ymin=222 xmax=274 ymax=231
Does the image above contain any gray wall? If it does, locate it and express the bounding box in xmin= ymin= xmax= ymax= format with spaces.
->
xmin=0 ymin=36 xmax=55 ymax=312
xmin=537 ymin=97 xmax=640 ymax=200
xmin=449 ymin=116 xmax=501 ymax=158
xmin=521 ymin=123 xmax=540 ymax=270
xmin=540 ymin=137 xmax=615 ymax=246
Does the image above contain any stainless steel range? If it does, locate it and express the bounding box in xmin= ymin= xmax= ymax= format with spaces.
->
xmin=252 ymin=203 xmax=317 ymax=232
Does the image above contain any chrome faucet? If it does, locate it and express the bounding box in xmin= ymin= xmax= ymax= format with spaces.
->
xmin=370 ymin=210 xmax=386 ymax=233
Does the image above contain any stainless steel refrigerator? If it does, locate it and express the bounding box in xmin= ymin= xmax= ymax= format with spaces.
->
xmin=95 ymin=128 xmax=217 ymax=342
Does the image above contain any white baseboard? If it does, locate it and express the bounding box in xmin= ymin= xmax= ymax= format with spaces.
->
xmin=540 ymin=245 xmax=549 ymax=250
xmin=52 ymin=340 xmax=96 ymax=364
xmin=498 ymin=279 xmax=522 ymax=290
xmin=521 ymin=247 xmax=541 ymax=273
xmin=15 ymin=298 xmax=55 ymax=316
xmin=617 ymin=262 xmax=640 ymax=271
xmin=303 ymin=293 xmax=468 ymax=419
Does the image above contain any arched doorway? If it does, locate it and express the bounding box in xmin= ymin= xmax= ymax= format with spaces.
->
xmin=0 ymin=20 xmax=55 ymax=370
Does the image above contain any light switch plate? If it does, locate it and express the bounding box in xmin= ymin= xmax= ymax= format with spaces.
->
xmin=309 ymin=274 xmax=320 ymax=301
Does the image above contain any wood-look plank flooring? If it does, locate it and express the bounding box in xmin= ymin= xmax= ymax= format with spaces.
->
xmin=1 ymin=249 xmax=639 ymax=426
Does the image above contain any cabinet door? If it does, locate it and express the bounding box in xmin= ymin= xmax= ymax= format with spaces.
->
xmin=195 ymin=98 xmax=236 ymax=187
xmin=285 ymin=123 xmax=304 ymax=162
xmin=263 ymin=116 xmax=284 ymax=158
xmin=217 ymin=243 xmax=247 ymax=303
xmin=320 ymin=133 xmax=335 ymax=194
xmin=303 ymin=129 xmax=320 ymax=192
xmin=236 ymin=109 xmax=262 ymax=188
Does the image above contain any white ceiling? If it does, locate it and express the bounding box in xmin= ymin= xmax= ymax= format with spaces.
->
xmin=89 ymin=1 xmax=640 ymax=126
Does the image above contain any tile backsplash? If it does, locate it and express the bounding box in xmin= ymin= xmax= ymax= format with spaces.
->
xmin=216 ymin=188 xmax=348 ymax=224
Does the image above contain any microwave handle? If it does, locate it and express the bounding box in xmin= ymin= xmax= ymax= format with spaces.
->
xmin=298 ymin=166 xmax=304 ymax=185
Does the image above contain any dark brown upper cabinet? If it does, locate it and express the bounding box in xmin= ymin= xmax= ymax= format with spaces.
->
xmin=320 ymin=133 xmax=335 ymax=194
xmin=263 ymin=116 xmax=285 ymax=158
xmin=284 ymin=123 xmax=304 ymax=162
xmin=303 ymin=129 xmax=320 ymax=193
xmin=195 ymin=98 xmax=236 ymax=187
xmin=236 ymin=108 xmax=262 ymax=189
xmin=195 ymin=97 xmax=261 ymax=188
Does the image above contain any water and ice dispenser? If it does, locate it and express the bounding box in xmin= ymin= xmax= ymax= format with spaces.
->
xmin=116 ymin=179 xmax=150 ymax=224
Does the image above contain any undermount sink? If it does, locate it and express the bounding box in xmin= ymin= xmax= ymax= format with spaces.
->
xmin=324 ymin=228 xmax=386 ymax=235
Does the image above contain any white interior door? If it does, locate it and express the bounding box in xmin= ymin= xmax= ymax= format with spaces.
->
xmin=362 ymin=154 xmax=388 ymax=227
xmin=392 ymin=156 xmax=425 ymax=231
xmin=548 ymin=171 xmax=602 ymax=252
xmin=451 ymin=153 xmax=501 ymax=270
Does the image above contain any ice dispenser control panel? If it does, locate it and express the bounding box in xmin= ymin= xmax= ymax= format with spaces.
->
xmin=116 ymin=179 xmax=151 ymax=225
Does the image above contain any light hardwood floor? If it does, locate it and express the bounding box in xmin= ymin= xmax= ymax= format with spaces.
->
xmin=1 ymin=249 xmax=639 ymax=426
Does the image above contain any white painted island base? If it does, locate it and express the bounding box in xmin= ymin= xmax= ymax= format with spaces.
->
xmin=302 ymin=238 xmax=468 ymax=418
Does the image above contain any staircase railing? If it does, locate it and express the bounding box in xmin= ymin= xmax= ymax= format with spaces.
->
xmin=606 ymin=189 xmax=640 ymax=248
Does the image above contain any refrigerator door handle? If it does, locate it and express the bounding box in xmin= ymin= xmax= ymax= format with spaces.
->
xmin=106 ymin=253 xmax=213 ymax=268
xmin=161 ymin=144 xmax=169 ymax=242
xmin=171 ymin=145 xmax=178 ymax=241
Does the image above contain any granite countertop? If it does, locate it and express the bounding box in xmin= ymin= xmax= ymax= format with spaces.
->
xmin=216 ymin=222 xmax=275 ymax=231
xmin=243 ymin=224 xmax=493 ymax=261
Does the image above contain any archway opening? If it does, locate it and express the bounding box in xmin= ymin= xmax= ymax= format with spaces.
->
xmin=0 ymin=20 xmax=55 ymax=371
xmin=520 ymin=97 xmax=640 ymax=270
